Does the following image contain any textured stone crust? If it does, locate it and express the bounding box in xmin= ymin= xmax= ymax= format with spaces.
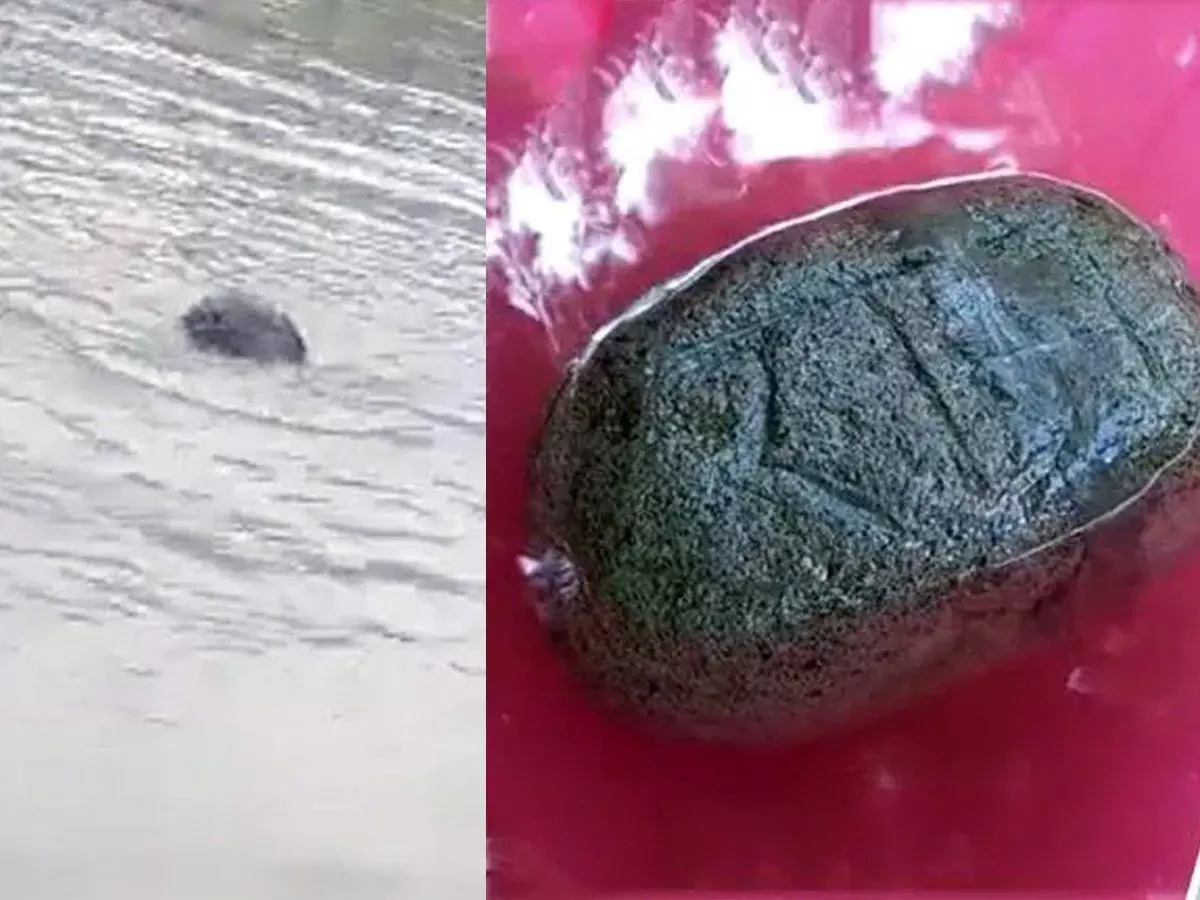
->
xmin=528 ymin=173 xmax=1200 ymax=743
xmin=182 ymin=289 xmax=307 ymax=365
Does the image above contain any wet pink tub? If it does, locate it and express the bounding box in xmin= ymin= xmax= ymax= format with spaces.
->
xmin=487 ymin=1 xmax=1200 ymax=896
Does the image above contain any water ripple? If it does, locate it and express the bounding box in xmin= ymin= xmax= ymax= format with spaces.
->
xmin=0 ymin=0 xmax=483 ymax=653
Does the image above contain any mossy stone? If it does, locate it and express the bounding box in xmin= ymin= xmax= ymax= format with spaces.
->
xmin=528 ymin=174 xmax=1200 ymax=743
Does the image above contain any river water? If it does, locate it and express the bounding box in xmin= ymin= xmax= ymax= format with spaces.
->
xmin=0 ymin=0 xmax=483 ymax=896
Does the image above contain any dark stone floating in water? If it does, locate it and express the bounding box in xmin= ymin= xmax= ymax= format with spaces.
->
xmin=528 ymin=173 xmax=1200 ymax=744
xmin=181 ymin=290 xmax=307 ymax=364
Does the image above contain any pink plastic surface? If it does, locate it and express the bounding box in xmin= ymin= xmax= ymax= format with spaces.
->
xmin=487 ymin=1 xmax=1200 ymax=896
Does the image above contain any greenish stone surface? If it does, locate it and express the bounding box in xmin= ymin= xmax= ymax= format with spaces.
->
xmin=528 ymin=175 xmax=1200 ymax=742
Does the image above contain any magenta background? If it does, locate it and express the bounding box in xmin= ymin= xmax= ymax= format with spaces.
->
xmin=488 ymin=1 xmax=1200 ymax=896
